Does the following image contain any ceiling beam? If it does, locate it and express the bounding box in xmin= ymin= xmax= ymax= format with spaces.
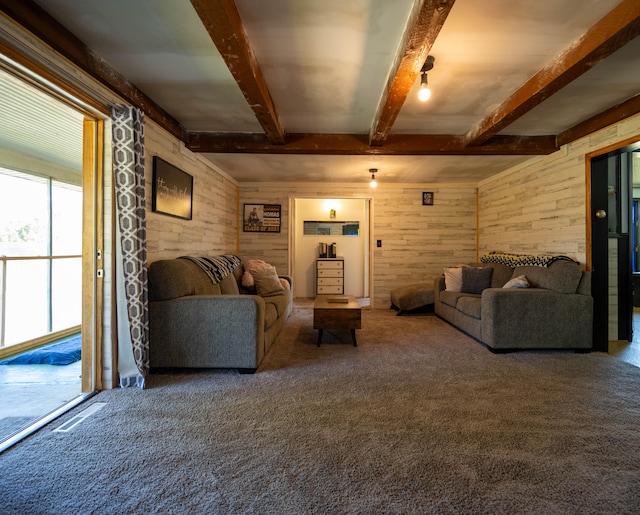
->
xmin=188 ymin=132 xmax=557 ymax=156
xmin=368 ymin=0 xmax=455 ymax=146
xmin=557 ymin=93 xmax=640 ymax=148
xmin=0 ymin=0 xmax=189 ymax=142
xmin=463 ymin=0 xmax=640 ymax=147
xmin=190 ymin=0 xmax=285 ymax=145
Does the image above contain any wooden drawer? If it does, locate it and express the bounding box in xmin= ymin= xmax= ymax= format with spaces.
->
xmin=317 ymin=260 xmax=343 ymax=269
xmin=317 ymin=285 xmax=344 ymax=294
xmin=318 ymin=268 xmax=343 ymax=278
xmin=313 ymin=309 xmax=361 ymax=330
xmin=317 ymin=277 xmax=343 ymax=286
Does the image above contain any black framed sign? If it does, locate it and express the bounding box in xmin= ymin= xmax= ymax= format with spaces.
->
xmin=152 ymin=156 xmax=193 ymax=220
xmin=243 ymin=204 xmax=281 ymax=232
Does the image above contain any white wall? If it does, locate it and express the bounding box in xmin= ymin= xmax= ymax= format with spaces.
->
xmin=294 ymin=198 xmax=367 ymax=298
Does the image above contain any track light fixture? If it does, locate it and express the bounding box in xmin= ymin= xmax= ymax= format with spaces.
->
xmin=418 ymin=55 xmax=435 ymax=102
xmin=370 ymin=168 xmax=377 ymax=188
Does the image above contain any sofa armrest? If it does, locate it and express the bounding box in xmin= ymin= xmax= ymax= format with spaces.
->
xmin=481 ymin=288 xmax=593 ymax=349
xmin=434 ymin=276 xmax=446 ymax=309
xmin=149 ymin=294 xmax=267 ymax=369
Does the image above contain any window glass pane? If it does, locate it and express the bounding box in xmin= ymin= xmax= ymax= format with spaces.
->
xmin=0 ymin=169 xmax=49 ymax=256
xmin=52 ymin=257 xmax=81 ymax=331
xmin=303 ymin=220 xmax=360 ymax=236
xmin=52 ymin=181 xmax=82 ymax=255
xmin=0 ymin=170 xmax=82 ymax=346
xmin=3 ymin=259 xmax=48 ymax=345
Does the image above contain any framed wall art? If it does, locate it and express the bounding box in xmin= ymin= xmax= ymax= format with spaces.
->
xmin=152 ymin=156 xmax=193 ymax=220
xmin=243 ymin=204 xmax=281 ymax=233
xmin=422 ymin=192 xmax=434 ymax=206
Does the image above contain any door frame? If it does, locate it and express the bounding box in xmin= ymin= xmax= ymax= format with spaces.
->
xmin=587 ymin=134 xmax=640 ymax=351
xmin=289 ymin=196 xmax=373 ymax=302
xmin=0 ymin=49 xmax=107 ymax=392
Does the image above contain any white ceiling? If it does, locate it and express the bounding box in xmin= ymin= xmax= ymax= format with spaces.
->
xmin=6 ymin=0 xmax=640 ymax=184
xmin=0 ymin=68 xmax=84 ymax=180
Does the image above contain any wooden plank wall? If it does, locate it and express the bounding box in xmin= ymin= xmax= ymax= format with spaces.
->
xmin=145 ymin=121 xmax=239 ymax=264
xmin=240 ymin=183 xmax=477 ymax=309
xmin=146 ymin=113 xmax=640 ymax=312
xmin=478 ymin=114 xmax=640 ymax=266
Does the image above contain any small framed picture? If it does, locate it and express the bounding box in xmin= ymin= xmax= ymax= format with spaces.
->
xmin=243 ymin=204 xmax=281 ymax=232
xmin=422 ymin=192 xmax=434 ymax=206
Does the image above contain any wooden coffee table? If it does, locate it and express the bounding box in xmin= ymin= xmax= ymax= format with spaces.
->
xmin=313 ymin=295 xmax=362 ymax=346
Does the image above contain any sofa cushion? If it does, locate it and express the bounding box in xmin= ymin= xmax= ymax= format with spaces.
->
xmin=456 ymin=295 xmax=482 ymax=319
xmin=440 ymin=290 xmax=467 ymax=309
xmin=461 ymin=267 xmax=493 ymax=294
xmin=489 ymin=263 xmax=514 ymax=288
xmin=148 ymin=259 xmax=220 ymax=301
xmin=512 ymin=260 xmax=582 ymax=294
xmin=232 ymin=263 xmax=244 ymax=283
xmin=253 ymin=268 xmax=285 ymax=295
xmin=219 ymin=273 xmax=240 ymax=294
xmin=470 ymin=262 xmax=512 ymax=288
xmin=444 ymin=267 xmax=463 ymax=291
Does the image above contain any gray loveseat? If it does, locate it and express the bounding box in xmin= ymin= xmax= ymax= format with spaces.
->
xmin=434 ymin=258 xmax=593 ymax=352
xmin=148 ymin=255 xmax=293 ymax=373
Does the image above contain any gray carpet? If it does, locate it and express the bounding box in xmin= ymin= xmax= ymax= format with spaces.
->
xmin=1 ymin=302 xmax=640 ymax=514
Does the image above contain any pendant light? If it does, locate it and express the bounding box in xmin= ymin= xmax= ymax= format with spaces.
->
xmin=370 ymin=168 xmax=377 ymax=188
xmin=418 ymin=55 xmax=435 ymax=102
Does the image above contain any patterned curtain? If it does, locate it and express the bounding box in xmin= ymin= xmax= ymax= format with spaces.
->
xmin=111 ymin=105 xmax=149 ymax=389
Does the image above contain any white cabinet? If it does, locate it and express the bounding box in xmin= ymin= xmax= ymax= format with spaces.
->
xmin=316 ymin=258 xmax=344 ymax=295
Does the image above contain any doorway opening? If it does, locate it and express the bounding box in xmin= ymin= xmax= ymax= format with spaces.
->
xmin=291 ymin=197 xmax=372 ymax=303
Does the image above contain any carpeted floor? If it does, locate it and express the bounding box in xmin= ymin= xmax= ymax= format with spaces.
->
xmin=1 ymin=303 xmax=639 ymax=514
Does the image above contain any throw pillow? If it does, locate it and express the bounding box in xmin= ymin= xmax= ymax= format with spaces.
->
xmin=461 ymin=267 xmax=493 ymax=294
xmin=244 ymin=259 xmax=273 ymax=274
xmin=243 ymin=259 xmax=278 ymax=292
xmin=253 ymin=268 xmax=285 ymax=295
xmin=279 ymin=277 xmax=291 ymax=290
xmin=444 ymin=267 xmax=463 ymax=292
xmin=241 ymin=270 xmax=255 ymax=289
xmin=503 ymin=275 xmax=530 ymax=289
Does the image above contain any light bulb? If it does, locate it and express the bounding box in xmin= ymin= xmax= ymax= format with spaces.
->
xmin=369 ymin=168 xmax=378 ymax=188
xmin=418 ymin=80 xmax=431 ymax=102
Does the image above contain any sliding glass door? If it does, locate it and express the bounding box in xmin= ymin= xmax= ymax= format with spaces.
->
xmin=0 ymin=63 xmax=104 ymax=424
xmin=0 ymin=171 xmax=82 ymax=347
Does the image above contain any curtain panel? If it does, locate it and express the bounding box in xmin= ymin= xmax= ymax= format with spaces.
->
xmin=111 ymin=105 xmax=149 ymax=389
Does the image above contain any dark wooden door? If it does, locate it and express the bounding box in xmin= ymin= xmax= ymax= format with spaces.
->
xmin=591 ymin=148 xmax=637 ymax=351
xmin=590 ymin=154 xmax=610 ymax=352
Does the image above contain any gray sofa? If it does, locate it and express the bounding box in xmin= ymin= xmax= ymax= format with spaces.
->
xmin=147 ymin=256 xmax=293 ymax=373
xmin=434 ymin=259 xmax=593 ymax=351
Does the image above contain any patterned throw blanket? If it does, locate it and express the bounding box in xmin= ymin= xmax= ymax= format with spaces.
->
xmin=480 ymin=252 xmax=577 ymax=268
xmin=179 ymin=255 xmax=242 ymax=284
